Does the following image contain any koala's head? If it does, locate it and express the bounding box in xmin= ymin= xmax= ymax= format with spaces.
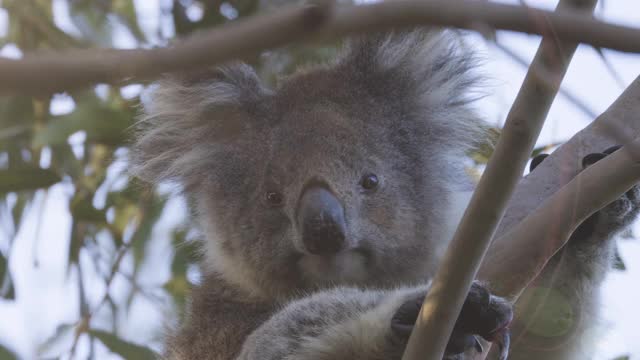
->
xmin=132 ymin=29 xmax=485 ymax=299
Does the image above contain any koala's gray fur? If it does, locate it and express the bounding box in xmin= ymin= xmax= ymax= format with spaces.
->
xmin=132 ymin=28 xmax=638 ymax=360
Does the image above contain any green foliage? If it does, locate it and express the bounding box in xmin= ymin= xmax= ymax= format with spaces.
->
xmin=0 ymin=251 xmax=13 ymax=300
xmin=0 ymin=235 xmax=14 ymax=301
xmin=32 ymin=98 xmax=134 ymax=148
xmin=613 ymin=245 xmax=627 ymax=271
xmin=89 ymin=330 xmax=157 ymax=360
xmin=165 ymin=228 xmax=200 ymax=310
xmin=0 ymin=253 xmax=5 ymax=285
xmin=0 ymin=344 xmax=16 ymax=360
xmin=470 ymin=127 xmax=499 ymax=165
xmin=0 ymin=168 xmax=61 ymax=193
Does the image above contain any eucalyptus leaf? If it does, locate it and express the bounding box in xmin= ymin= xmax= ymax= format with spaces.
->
xmin=0 ymin=343 xmax=16 ymax=360
xmin=469 ymin=127 xmax=499 ymax=164
xmin=10 ymin=192 xmax=29 ymax=230
xmin=67 ymin=221 xmax=84 ymax=268
xmin=164 ymin=275 xmax=191 ymax=311
xmin=0 ymin=269 xmax=14 ymax=301
xmin=0 ymin=168 xmax=61 ymax=194
xmin=0 ymin=97 xmax=34 ymax=145
xmin=0 ymin=252 xmax=7 ymax=292
xmin=69 ymin=1 xmax=114 ymax=46
xmin=90 ymin=329 xmax=157 ymax=360
xmin=32 ymin=104 xmax=133 ymax=148
xmin=0 ymin=252 xmax=8 ymax=281
xmin=70 ymin=194 xmax=107 ymax=224
xmin=50 ymin=144 xmax=83 ymax=179
xmin=613 ymin=246 xmax=626 ymax=271
xmin=112 ymin=0 xmax=146 ymax=42
xmin=131 ymin=195 xmax=167 ymax=266
xmin=171 ymin=229 xmax=199 ymax=276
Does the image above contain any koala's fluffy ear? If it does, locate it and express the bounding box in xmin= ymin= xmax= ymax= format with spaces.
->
xmin=337 ymin=28 xmax=485 ymax=151
xmin=131 ymin=63 xmax=269 ymax=187
xmin=339 ymin=28 xmax=479 ymax=107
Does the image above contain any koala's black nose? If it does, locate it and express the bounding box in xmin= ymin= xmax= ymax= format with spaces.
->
xmin=297 ymin=186 xmax=347 ymax=255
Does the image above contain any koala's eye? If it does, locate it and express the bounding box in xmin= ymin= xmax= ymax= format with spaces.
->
xmin=265 ymin=191 xmax=284 ymax=207
xmin=360 ymin=173 xmax=379 ymax=191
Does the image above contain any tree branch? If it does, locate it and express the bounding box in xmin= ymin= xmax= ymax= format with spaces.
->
xmin=400 ymin=0 xmax=597 ymax=359
xmin=2 ymin=0 xmax=640 ymax=96
xmin=0 ymin=2 xmax=332 ymax=96
xmin=479 ymin=76 xmax=640 ymax=295
xmin=481 ymin=138 xmax=640 ymax=300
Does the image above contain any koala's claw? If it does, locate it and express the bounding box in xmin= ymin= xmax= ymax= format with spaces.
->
xmin=582 ymin=152 xmax=608 ymax=168
xmin=531 ymin=145 xmax=640 ymax=240
xmin=492 ymin=330 xmax=511 ymax=360
xmin=390 ymin=282 xmax=513 ymax=358
xmin=604 ymin=145 xmax=622 ymax=154
xmin=580 ymin=145 xmax=640 ymax=224
xmin=530 ymin=145 xmax=622 ymax=173
xmin=390 ymin=296 xmax=422 ymax=338
xmin=529 ymin=153 xmax=549 ymax=173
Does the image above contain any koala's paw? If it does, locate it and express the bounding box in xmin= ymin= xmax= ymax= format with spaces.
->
xmin=583 ymin=146 xmax=640 ymax=228
xmin=390 ymin=282 xmax=513 ymax=360
xmin=531 ymin=145 xmax=640 ymax=235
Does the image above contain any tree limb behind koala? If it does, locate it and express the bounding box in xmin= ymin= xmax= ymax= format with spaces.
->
xmin=482 ymin=135 xmax=640 ymax=299
xmin=3 ymin=0 xmax=640 ymax=96
xmin=480 ymin=76 xmax=640 ymax=297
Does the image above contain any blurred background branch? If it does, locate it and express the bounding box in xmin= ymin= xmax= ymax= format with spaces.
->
xmin=1 ymin=0 xmax=640 ymax=96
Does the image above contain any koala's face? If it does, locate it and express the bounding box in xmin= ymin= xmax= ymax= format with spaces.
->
xmin=196 ymin=70 xmax=456 ymax=298
xmin=134 ymin=30 xmax=482 ymax=299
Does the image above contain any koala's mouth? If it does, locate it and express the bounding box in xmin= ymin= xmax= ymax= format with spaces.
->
xmin=297 ymin=250 xmax=368 ymax=284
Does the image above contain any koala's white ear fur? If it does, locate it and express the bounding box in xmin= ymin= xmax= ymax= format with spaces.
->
xmin=131 ymin=63 xmax=269 ymax=187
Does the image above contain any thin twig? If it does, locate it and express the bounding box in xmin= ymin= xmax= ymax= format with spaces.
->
xmin=91 ymin=240 xmax=134 ymax=315
xmin=117 ymin=269 xmax=167 ymax=305
xmin=2 ymin=0 xmax=640 ymax=96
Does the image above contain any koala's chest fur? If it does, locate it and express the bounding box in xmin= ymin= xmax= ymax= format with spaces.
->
xmin=164 ymin=274 xmax=277 ymax=360
xmin=166 ymin=189 xmax=474 ymax=359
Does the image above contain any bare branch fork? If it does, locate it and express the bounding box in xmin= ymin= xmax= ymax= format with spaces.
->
xmin=2 ymin=0 xmax=640 ymax=96
xmin=479 ymin=76 xmax=640 ymax=292
xmin=474 ymin=77 xmax=640 ymax=357
xmin=482 ymin=137 xmax=640 ymax=300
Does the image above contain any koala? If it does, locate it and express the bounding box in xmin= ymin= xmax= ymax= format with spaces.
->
xmin=131 ymin=27 xmax=640 ymax=360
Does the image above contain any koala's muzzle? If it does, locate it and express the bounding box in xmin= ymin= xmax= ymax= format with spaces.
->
xmin=297 ymin=186 xmax=347 ymax=255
